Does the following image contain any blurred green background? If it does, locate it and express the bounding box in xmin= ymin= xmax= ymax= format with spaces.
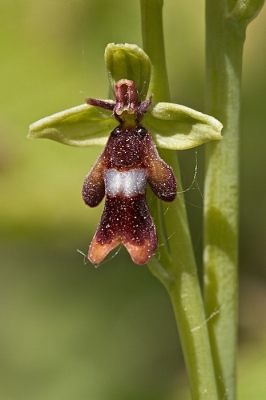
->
xmin=0 ymin=1 xmax=266 ymax=399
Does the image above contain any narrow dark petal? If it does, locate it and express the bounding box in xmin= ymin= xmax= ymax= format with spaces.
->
xmin=137 ymin=94 xmax=152 ymax=121
xmin=86 ymin=98 xmax=115 ymax=111
xmin=88 ymin=194 xmax=157 ymax=265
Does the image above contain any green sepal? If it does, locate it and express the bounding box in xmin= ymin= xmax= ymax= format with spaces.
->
xmin=105 ymin=43 xmax=151 ymax=101
xmin=143 ymin=102 xmax=223 ymax=150
xmin=27 ymin=103 xmax=117 ymax=147
xmin=28 ymin=101 xmax=223 ymax=150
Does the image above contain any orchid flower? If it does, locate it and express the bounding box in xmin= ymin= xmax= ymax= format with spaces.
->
xmin=28 ymin=43 xmax=222 ymax=265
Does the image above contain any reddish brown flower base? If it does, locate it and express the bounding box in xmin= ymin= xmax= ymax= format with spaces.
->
xmin=82 ymin=80 xmax=177 ymax=265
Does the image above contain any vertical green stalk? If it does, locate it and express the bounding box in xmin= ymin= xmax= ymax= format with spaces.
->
xmin=204 ymin=1 xmax=264 ymax=399
xmin=140 ymin=1 xmax=218 ymax=399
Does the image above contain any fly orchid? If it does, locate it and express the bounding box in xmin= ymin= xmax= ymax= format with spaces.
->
xmin=82 ymin=79 xmax=176 ymax=264
xmin=28 ymin=43 xmax=223 ymax=265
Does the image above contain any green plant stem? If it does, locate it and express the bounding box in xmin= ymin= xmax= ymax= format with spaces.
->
xmin=140 ymin=1 xmax=218 ymax=398
xmin=204 ymin=1 xmax=260 ymax=398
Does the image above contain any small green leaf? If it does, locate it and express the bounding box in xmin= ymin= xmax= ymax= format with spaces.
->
xmin=144 ymin=102 xmax=223 ymax=150
xmin=28 ymin=103 xmax=116 ymax=147
xmin=105 ymin=43 xmax=151 ymax=101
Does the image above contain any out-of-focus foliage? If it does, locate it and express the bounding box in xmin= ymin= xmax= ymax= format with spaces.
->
xmin=0 ymin=1 xmax=266 ymax=399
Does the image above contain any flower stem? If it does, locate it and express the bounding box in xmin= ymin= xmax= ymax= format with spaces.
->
xmin=140 ymin=1 xmax=218 ymax=398
xmin=204 ymin=1 xmax=264 ymax=398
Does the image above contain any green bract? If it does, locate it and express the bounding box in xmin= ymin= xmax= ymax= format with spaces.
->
xmin=28 ymin=43 xmax=223 ymax=149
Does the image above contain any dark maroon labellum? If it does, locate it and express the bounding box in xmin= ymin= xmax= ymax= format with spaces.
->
xmin=83 ymin=80 xmax=177 ymax=265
